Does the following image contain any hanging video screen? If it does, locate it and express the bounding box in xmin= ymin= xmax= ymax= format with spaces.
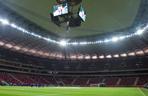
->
xmin=79 ymin=5 xmax=86 ymax=21
xmin=53 ymin=3 xmax=68 ymax=17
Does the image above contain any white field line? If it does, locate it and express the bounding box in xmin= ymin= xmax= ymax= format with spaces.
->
xmin=137 ymin=88 xmax=146 ymax=96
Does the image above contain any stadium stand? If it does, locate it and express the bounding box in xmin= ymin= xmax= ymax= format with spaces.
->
xmin=0 ymin=47 xmax=147 ymax=87
xmin=0 ymin=0 xmax=147 ymax=89
xmin=0 ymin=71 xmax=148 ymax=87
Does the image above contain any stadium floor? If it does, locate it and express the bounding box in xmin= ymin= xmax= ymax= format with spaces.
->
xmin=0 ymin=86 xmax=147 ymax=96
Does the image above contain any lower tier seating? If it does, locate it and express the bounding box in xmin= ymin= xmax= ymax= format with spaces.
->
xmin=0 ymin=72 xmax=148 ymax=87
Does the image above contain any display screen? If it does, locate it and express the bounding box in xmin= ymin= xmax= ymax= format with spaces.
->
xmin=79 ymin=5 xmax=86 ymax=21
xmin=53 ymin=3 xmax=68 ymax=17
xmin=56 ymin=0 xmax=67 ymax=3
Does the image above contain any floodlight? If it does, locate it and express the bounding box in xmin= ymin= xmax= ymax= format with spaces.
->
xmin=136 ymin=29 xmax=144 ymax=35
xmin=119 ymin=36 xmax=126 ymax=40
xmin=85 ymin=55 xmax=91 ymax=59
xmin=79 ymin=42 xmax=87 ymax=45
xmin=10 ymin=23 xmax=17 ymax=28
xmin=70 ymin=55 xmax=77 ymax=59
xmin=30 ymin=49 xmax=36 ymax=54
xmin=104 ymin=39 xmax=110 ymax=43
xmin=120 ymin=53 xmax=127 ymax=57
xmin=128 ymin=52 xmax=135 ymax=56
xmin=0 ymin=41 xmax=4 ymax=46
xmin=70 ymin=42 xmax=79 ymax=46
xmin=106 ymin=55 xmax=112 ymax=58
xmin=59 ymin=40 xmax=67 ymax=46
xmin=78 ymin=55 xmax=83 ymax=59
xmin=99 ymin=55 xmax=105 ymax=59
xmin=13 ymin=46 xmax=21 ymax=50
xmin=5 ymin=44 xmax=13 ymax=48
xmin=0 ymin=18 xmax=9 ymax=25
xmin=113 ymin=54 xmax=119 ymax=58
xmin=112 ymin=37 xmax=119 ymax=42
xmin=136 ymin=50 xmax=144 ymax=55
xmin=92 ymin=56 xmax=97 ymax=59
xmin=22 ymin=48 xmax=29 ymax=52
xmin=144 ymin=49 xmax=148 ymax=53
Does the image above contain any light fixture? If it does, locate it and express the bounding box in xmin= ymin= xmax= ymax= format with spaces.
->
xmin=79 ymin=42 xmax=88 ymax=45
xmin=70 ymin=42 xmax=79 ymax=46
xmin=104 ymin=39 xmax=110 ymax=43
xmin=144 ymin=49 xmax=148 ymax=54
xmin=44 ymin=53 xmax=50 ymax=57
xmin=135 ymin=29 xmax=144 ymax=35
xmin=13 ymin=46 xmax=21 ymax=50
xmin=99 ymin=55 xmax=105 ymax=59
xmin=5 ymin=44 xmax=13 ymax=48
xmin=70 ymin=55 xmax=77 ymax=59
xmin=112 ymin=37 xmax=119 ymax=42
xmin=0 ymin=16 xmax=148 ymax=47
xmin=106 ymin=55 xmax=112 ymax=58
xmin=22 ymin=48 xmax=29 ymax=52
xmin=92 ymin=55 xmax=97 ymax=59
xmin=77 ymin=55 xmax=83 ymax=59
xmin=59 ymin=40 xmax=67 ymax=47
xmin=56 ymin=54 xmax=63 ymax=58
xmin=0 ymin=18 xmax=9 ymax=25
xmin=30 ymin=49 xmax=36 ymax=54
xmin=38 ymin=51 xmax=44 ymax=55
xmin=120 ymin=53 xmax=127 ymax=57
xmin=113 ymin=54 xmax=119 ymax=58
xmin=0 ymin=41 xmax=4 ymax=46
xmin=128 ymin=52 xmax=135 ymax=56
xmin=85 ymin=55 xmax=91 ymax=59
xmin=136 ymin=50 xmax=144 ymax=55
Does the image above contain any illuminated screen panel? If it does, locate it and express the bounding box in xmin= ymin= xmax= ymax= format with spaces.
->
xmin=53 ymin=3 xmax=68 ymax=16
xmin=79 ymin=5 xmax=86 ymax=21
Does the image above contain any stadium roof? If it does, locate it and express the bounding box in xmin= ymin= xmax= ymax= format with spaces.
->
xmin=1 ymin=0 xmax=141 ymax=38
xmin=0 ymin=0 xmax=148 ymax=59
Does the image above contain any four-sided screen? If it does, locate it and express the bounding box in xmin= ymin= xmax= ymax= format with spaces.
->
xmin=53 ymin=3 xmax=68 ymax=17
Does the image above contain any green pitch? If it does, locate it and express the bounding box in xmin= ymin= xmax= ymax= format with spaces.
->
xmin=0 ymin=86 xmax=147 ymax=96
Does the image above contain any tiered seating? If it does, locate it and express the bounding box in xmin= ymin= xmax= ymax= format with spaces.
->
xmin=104 ymin=77 xmax=119 ymax=86
xmin=88 ymin=77 xmax=103 ymax=85
xmin=0 ymin=72 xmax=54 ymax=86
xmin=137 ymin=76 xmax=148 ymax=86
xmin=62 ymin=78 xmax=73 ymax=86
xmin=73 ymin=78 xmax=88 ymax=86
xmin=0 ymin=72 xmax=20 ymax=85
xmin=119 ymin=77 xmax=136 ymax=86
xmin=0 ymin=72 xmax=148 ymax=87
xmin=12 ymin=74 xmax=35 ymax=85
xmin=29 ymin=75 xmax=49 ymax=85
xmin=44 ymin=77 xmax=57 ymax=85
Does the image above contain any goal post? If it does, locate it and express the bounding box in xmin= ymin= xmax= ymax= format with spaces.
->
xmin=90 ymin=83 xmax=106 ymax=87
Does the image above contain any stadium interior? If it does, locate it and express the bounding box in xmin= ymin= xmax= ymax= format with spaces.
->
xmin=0 ymin=0 xmax=148 ymax=96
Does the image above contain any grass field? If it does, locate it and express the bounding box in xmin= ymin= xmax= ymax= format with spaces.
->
xmin=0 ymin=86 xmax=147 ymax=96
